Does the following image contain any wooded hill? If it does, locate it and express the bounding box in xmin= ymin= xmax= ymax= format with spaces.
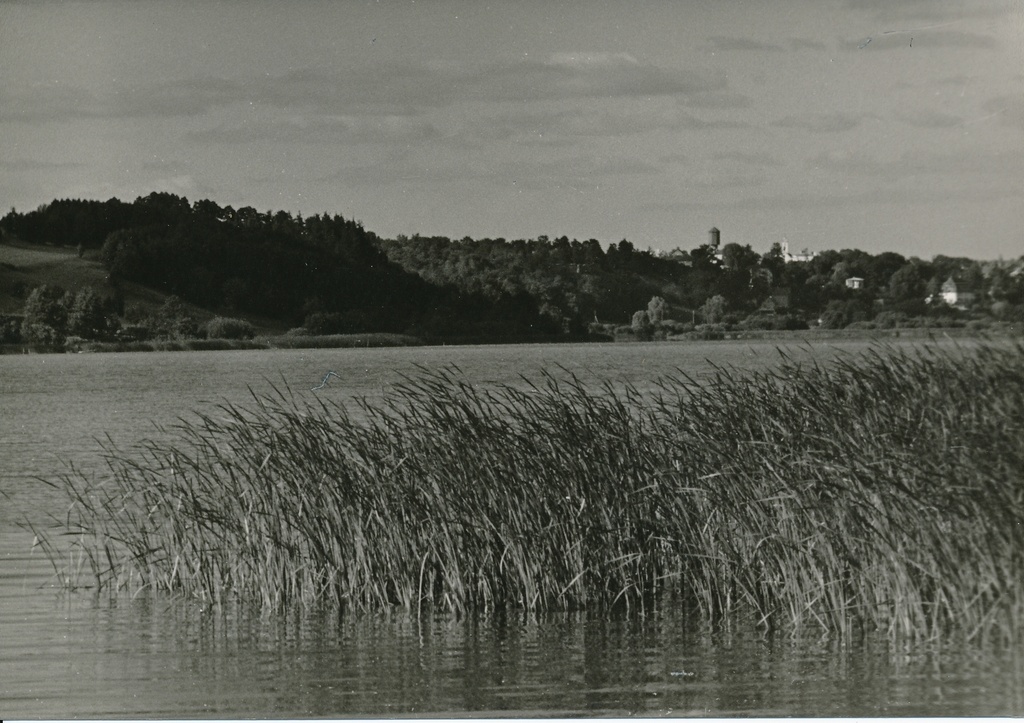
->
xmin=2 ymin=193 xmax=1023 ymax=346
xmin=1 ymin=193 xmax=558 ymax=342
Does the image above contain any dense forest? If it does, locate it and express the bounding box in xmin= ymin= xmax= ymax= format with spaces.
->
xmin=2 ymin=193 xmax=1023 ymax=348
xmin=0 ymin=193 xmax=559 ymax=345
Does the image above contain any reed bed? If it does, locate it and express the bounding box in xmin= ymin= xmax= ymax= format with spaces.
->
xmin=37 ymin=341 xmax=1024 ymax=642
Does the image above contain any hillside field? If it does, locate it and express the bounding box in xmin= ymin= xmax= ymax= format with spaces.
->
xmin=0 ymin=241 xmax=283 ymax=333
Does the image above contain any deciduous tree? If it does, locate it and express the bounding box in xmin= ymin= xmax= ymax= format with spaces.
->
xmin=700 ymin=295 xmax=726 ymax=324
xmin=647 ymin=296 xmax=666 ymax=323
xmin=21 ymin=284 xmax=68 ymax=346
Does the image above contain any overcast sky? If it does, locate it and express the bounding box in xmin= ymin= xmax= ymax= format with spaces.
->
xmin=2 ymin=0 xmax=1022 ymax=259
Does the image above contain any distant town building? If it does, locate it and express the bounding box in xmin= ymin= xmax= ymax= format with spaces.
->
xmin=663 ymin=247 xmax=691 ymax=264
xmin=940 ymin=277 xmax=975 ymax=309
xmin=845 ymin=276 xmax=864 ymax=290
xmin=781 ymin=238 xmax=816 ymax=263
xmin=708 ymin=227 xmax=723 ymax=261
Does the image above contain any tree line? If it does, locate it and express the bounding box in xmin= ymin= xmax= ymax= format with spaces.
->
xmin=1 ymin=193 xmax=559 ymax=345
xmin=380 ymin=233 xmax=1024 ymax=337
xmin=2 ymin=193 xmax=1023 ymax=348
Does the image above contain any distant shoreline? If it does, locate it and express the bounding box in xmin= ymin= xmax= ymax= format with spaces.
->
xmin=2 ymin=325 xmax=1019 ymax=355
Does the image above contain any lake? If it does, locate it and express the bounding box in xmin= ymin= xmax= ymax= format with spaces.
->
xmin=2 ymin=340 xmax=1021 ymax=717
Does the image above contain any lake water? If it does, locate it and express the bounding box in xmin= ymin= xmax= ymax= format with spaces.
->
xmin=2 ymin=340 xmax=1022 ymax=718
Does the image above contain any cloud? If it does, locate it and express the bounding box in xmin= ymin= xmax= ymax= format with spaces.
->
xmin=687 ymin=173 xmax=770 ymax=191
xmin=705 ymin=37 xmax=784 ymax=52
xmin=321 ymin=150 xmax=664 ymax=191
xmin=147 ymin=175 xmax=202 ymax=197
xmin=661 ymin=179 xmax=1022 ymax=217
xmin=807 ymin=147 xmax=1024 ymax=178
xmin=852 ymin=29 xmax=998 ymax=51
xmin=494 ymin=153 xmax=664 ymax=192
xmin=0 ymin=83 xmax=101 ymax=122
xmin=498 ymin=105 xmax=745 ymax=139
xmin=544 ymin=51 xmax=641 ymax=68
xmin=189 ymin=115 xmax=442 ymax=145
xmin=712 ymin=151 xmax=781 ymax=167
xmin=983 ymin=93 xmax=1024 ymax=130
xmin=42 ymin=174 xmax=215 ymax=207
xmin=678 ymin=90 xmax=753 ymax=110
xmin=840 ymin=0 xmax=1009 ymax=53
xmin=0 ymin=77 xmax=245 ymax=121
xmin=472 ymin=53 xmax=727 ymax=103
xmin=790 ymin=38 xmax=829 ymax=51
xmin=772 ymin=183 xmax=1018 ymax=209
xmin=772 ymin=112 xmax=871 ymax=133
xmin=539 ymin=153 xmax=662 ymax=178
xmin=0 ymin=157 xmax=84 ymax=171
xmin=896 ymin=109 xmax=963 ymax=128
xmin=323 ymin=103 xmax=752 ymax=154
xmin=187 ymin=101 xmax=743 ymax=158
xmin=842 ymin=0 xmax=1009 ymax=24
xmin=1 ymin=54 xmax=730 ymax=124
xmin=907 ymin=30 xmax=998 ymax=48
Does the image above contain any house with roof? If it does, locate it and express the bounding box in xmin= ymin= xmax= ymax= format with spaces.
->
xmin=939 ymin=277 xmax=975 ymax=309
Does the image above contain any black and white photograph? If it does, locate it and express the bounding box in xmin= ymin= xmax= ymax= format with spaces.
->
xmin=1 ymin=0 xmax=1022 ymax=718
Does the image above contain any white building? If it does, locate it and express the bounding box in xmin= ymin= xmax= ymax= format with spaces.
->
xmin=781 ymin=238 xmax=816 ymax=263
xmin=940 ymin=277 xmax=975 ymax=309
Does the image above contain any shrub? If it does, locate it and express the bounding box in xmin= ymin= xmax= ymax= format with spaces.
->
xmin=1001 ymin=304 xmax=1024 ymax=323
xmin=0 ymin=314 xmax=22 ymax=344
xmin=116 ymin=324 xmax=151 ymax=342
xmin=647 ymin=296 xmax=666 ymax=323
xmin=204 ymin=316 xmax=256 ymax=340
xmin=873 ymin=311 xmax=908 ymax=329
xmin=268 ymin=332 xmax=421 ymax=350
xmin=586 ymin=322 xmax=615 ymax=340
xmin=148 ymin=296 xmax=199 ymax=340
xmin=772 ymin=313 xmax=808 ymax=331
xmin=62 ymin=335 xmax=87 ymax=352
xmin=657 ymin=320 xmax=693 ymax=335
xmin=67 ymin=287 xmax=109 ymax=339
xmin=631 ymin=310 xmax=653 ymax=341
xmin=917 ymin=316 xmax=965 ymax=329
xmin=21 ymin=322 xmax=63 ymax=348
xmin=304 ymin=312 xmax=347 ymax=335
xmin=21 ymin=284 xmax=68 ymax=346
xmin=692 ymin=323 xmax=725 ymax=340
xmin=819 ymin=301 xmax=850 ymax=329
xmin=737 ymin=315 xmax=771 ymax=331
xmin=700 ymin=295 xmax=726 ymax=324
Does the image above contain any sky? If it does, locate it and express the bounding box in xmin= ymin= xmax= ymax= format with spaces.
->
xmin=2 ymin=0 xmax=1022 ymax=260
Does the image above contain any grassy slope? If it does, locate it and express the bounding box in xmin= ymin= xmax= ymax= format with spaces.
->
xmin=0 ymin=242 xmax=113 ymax=315
xmin=0 ymin=241 xmax=285 ymax=332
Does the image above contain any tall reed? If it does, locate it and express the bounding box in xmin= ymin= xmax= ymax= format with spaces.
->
xmin=36 ymin=341 xmax=1024 ymax=641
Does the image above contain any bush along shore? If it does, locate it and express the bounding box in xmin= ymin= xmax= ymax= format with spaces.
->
xmin=36 ymin=341 xmax=1024 ymax=642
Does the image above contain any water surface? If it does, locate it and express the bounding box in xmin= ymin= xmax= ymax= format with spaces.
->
xmin=2 ymin=340 xmax=1020 ymax=717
